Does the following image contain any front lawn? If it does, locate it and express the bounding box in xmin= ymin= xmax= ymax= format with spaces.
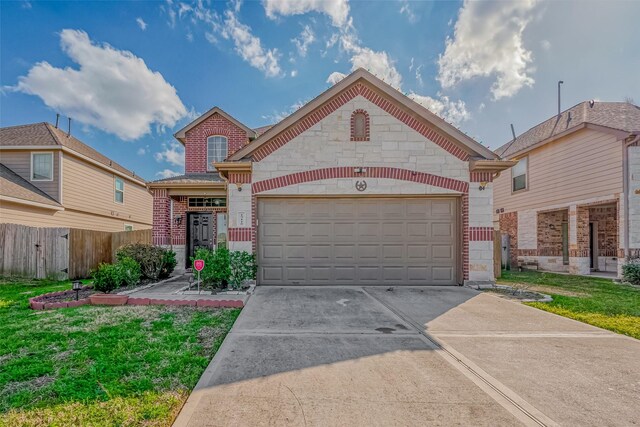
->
xmin=497 ymin=270 xmax=640 ymax=339
xmin=0 ymin=277 xmax=240 ymax=426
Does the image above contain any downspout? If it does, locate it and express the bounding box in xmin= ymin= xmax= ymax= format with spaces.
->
xmin=623 ymin=133 xmax=640 ymax=261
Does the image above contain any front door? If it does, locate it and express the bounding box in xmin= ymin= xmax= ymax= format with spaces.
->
xmin=187 ymin=213 xmax=213 ymax=267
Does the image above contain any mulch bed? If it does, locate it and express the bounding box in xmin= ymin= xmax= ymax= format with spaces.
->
xmin=38 ymin=288 xmax=96 ymax=303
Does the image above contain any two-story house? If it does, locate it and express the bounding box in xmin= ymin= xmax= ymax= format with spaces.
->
xmin=494 ymin=101 xmax=640 ymax=277
xmin=0 ymin=122 xmax=152 ymax=231
xmin=149 ymin=69 xmax=514 ymax=285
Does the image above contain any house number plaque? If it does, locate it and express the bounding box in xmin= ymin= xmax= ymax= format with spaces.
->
xmin=355 ymin=180 xmax=367 ymax=192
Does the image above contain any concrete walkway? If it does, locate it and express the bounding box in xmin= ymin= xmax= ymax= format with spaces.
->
xmin=174 ymin=286 xmax=640 ymax=427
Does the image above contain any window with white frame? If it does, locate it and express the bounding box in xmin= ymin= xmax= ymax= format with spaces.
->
xmin=31 ymin=153 xmax=53 ymax=181
xmin=512 ymin=157 xmax=528 ymax=192
xmin=207 ymin=136 xmax=228 ymax=171
xmin=115 ymin=177 xmax=124 ymax=203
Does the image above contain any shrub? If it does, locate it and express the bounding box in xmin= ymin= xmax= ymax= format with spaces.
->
xmin=229 ymin=251 xmax=257 ymax=289
xmin=118 ymin=257 xmax=142 ymax=287
xmin=159 ymin=250 xmax=177 ymax=279
xmin=622 ymin=260 xmax=640 ymax=286
xmin=92 ymin=263 xmax=123 ymax=293
xmin=116 ymin=243 xmax=176 ymax=280
xmin=191 ymin=247 xmax=230 ymax=288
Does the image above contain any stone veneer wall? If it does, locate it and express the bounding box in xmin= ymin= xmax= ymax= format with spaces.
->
xmin=235 ymin=93 xmax=495 ymax=283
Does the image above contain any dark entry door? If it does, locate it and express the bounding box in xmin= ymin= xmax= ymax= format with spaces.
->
xmin=188 ymin=213 xmax=213 ymax=267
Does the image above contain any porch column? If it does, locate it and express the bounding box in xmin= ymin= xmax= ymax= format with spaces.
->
xmin=152 ymin=189 xmax=170 ymax=246
xmin=227 ymin=174 xmax=253 ymax=253
xmin=569 ymin=204 xmax=590 ymax=275
xmin=467 ymin=177 xmax=495 ymax=284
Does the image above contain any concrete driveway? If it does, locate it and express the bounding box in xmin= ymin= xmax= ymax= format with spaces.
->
xmin=174 ymin=286 xmax=640 ymax=427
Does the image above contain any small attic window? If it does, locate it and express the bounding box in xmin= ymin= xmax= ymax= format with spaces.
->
xmin=351 ymin=110 xmax=369 ymax=141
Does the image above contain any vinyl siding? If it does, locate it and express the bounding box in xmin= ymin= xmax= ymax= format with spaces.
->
xmin=0 ymin=150 xmax=60 ymax=201
xmin=494 ymin=128 xmax=623 ymax=215
xmin=61 ymin=152 xmax=152 ymax=228
xmin=0 ymin=201 xmax=150 ymax=231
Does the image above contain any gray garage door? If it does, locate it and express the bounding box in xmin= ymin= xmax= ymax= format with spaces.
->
xmin=257 ymin=198 xmax=458 ymax=285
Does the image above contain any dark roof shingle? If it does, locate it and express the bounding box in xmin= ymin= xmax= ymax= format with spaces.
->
xmin=0 ymin=123 xmax=144 ymax=182
xmin=0 ymin=163 xmax=61 ymax=207
xmin=496 ymin=101 xmax=640 ymax=158
xmin=150 ymin=173 xmax=224 ymax=184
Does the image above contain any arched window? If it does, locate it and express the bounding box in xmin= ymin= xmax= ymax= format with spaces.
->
xmin=207 ymin=136 xmax=228 ymax=170
xmin=350 ymin=110 xmax=369 ymax=141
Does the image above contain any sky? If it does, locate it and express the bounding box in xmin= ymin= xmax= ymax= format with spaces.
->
xmin=1 ymin=0 xmax=639 ymax=181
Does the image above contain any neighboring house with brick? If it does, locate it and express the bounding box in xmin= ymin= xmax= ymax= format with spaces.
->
xmin=494 ymin=101 xmax=640 ymax=277
xmin=150 ymin=68 xmax=514 ymax=285
xmin=0 ymin=122 xmax=152 ymax=231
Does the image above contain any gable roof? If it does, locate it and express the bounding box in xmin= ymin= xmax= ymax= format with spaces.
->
xmin=174 ymin=107 xmax=257 ymax=144
xmin=0 ymin=122 xmax=145 ymax=183
xmin=148 ymin=172 xmax=224 ymax=185
xmin=0 ymin=163 xmax=62 ymax=209
xmin=229 ymin=68 xmax=497 ymax=161
xmin=496 ymin=101 xmax=640 ymax=158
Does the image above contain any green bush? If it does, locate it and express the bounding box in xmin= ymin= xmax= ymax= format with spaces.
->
xmin=116 ymin=243 xmax=176 ymax=280
xmin=622 ymin=260 xmax=640 ymax=286
xmin=160 ymin=250 xmax=177 ymax=279
xmin=191 ymin=247 xmax=231 ymax=288
xmin=92 ymin=263 xmax=123 ymax=293
xmin=229 ymin=251 xmax=257 ymax=289
xmin=119 ymin=257 xmax=142 ymax=287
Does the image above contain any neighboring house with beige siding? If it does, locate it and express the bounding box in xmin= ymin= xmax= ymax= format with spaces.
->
xmin=0 ymin=122 xmax=152 ymax=232
xmin=494 ymin=101 xmax=640 ymax=278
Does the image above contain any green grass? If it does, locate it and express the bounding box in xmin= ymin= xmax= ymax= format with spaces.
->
xmin=0 ymin=277 xmax=240 ymax=426
xmin=497 ymin=270 xmax=640 ymax=339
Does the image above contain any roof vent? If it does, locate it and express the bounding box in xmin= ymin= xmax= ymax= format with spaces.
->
xmin=589 ymin=100 xmax=595 ymax=108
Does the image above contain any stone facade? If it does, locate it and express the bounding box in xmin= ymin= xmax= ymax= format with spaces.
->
xmin=243 ymin=95 xmax=493 ymax=284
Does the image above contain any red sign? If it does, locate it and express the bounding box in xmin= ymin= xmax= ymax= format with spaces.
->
xmin=194 ymin=259 xmax=205 ymax=272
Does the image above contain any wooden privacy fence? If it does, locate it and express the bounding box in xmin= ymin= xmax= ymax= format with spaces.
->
xmin=0 ymin=224 xmax=151 ymax=280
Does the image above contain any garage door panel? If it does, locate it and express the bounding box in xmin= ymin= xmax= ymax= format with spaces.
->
xmin=258 ymin=198 xmax=457 ymax=285
xmin=432 ymin=222 xmax=454 ymax=238
xmin=382 ymin=244 xmax=404 ymax=259
xmin=334 ymin=244 xmax=356 ymax=261
xmin=433 ymin=267 xmax=454 ymax=282
xmin=432 ymin=244 xmax=454 ymax=261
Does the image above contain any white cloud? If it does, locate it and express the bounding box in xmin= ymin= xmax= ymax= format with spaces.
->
xmin=136 ymin=17 xmax=147 ymax=30
xmin=156 ymin=169 xmax=182 ymax=179
xmin=291 ymin=70 xmax=298 ymax=77
xmin=137 ymin=147 xmax=147 ymax=155
xmin=415 ymin=64 xmax=423 ymax=86
xmin=12 ymin=29 xmax=186 ymax=140
xmin=399 ymin=0 xmax=418 ymax=23
xmin=540 ymin=39 xmax=551 ymax=50
xmin=264 ymin=0 xmax=350 ymax=27
xmin=438 ymin=0 xmax=537 ymax=100
xmin=262 ymin=99 xmax=309 ymax=123
xmin=326 ymin=71 xmax=346 ymax=85
xmin=349 ymin=47 xmax=402 ymax=88
xmin=292 ymin=25 xmax=315 ymax=57
xmin=220 ymin=9 xmax=281 ymax=77
xmin=22 ymin=1 xmax=32 ymax=9
xmin=408 ymin=93 xmax=470 ymax=126
xmin=154 ymin=141 xmax=185 ymax=167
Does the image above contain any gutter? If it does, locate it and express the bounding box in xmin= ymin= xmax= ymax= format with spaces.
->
xmin=623 ymin=133 xmax=640 ymax=261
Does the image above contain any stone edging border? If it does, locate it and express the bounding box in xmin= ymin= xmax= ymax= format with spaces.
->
xmin=29 ymin=288 xmax=244 ymax=310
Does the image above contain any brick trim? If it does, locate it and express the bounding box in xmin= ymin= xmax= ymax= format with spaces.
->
xmin=470 ymin=172 xmax=494 ymax=182
xmin=229 ymin=228 xmax=252 ymax=241
xmin=253 ymin=82 xmax=470 ymax=162
xmin=469 ymin=227 xmax=494 ymax=241
xmin=252 ymin=166 xmax=468 ymax=194
xmin=228 ymin=172 xmax=251 ymax=184
xmin=461 ymin=194 xmax=469 ymax=281
xmin=350 ymin=109 xmax=370 ymax=141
